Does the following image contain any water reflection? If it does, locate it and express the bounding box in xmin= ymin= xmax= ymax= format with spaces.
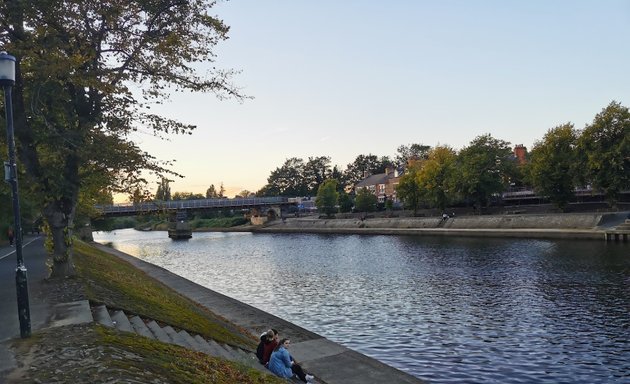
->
xmin=94 ymin=230 xmax=630 ymax=383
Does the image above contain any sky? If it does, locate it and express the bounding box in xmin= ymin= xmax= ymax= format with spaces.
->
xmin=125 ymin=0 xmax=630 ymax=200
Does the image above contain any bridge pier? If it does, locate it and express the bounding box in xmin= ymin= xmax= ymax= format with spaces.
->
xmin=168 ymin=210 xmax=192 ymax=240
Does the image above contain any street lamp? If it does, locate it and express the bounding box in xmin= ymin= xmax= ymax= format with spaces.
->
xmin=1 ymin=51 xmax=31 ymax=338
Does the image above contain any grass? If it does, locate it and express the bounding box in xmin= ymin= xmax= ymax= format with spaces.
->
xmin=73 ymin=240 xmax=255 ymax=349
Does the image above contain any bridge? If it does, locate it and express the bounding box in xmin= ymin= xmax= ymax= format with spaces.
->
xmin=95 ymin=196 xmax=294 ymax=217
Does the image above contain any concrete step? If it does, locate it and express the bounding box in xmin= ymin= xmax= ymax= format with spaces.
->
xmin=178 ymin=330 xmax=205 ymax=352
xmin=147 ymin=320 xmax=171 ymax=344
xmin=163 ymin=325 xmax=187 ymax=347
xmin=129 ymin=316 xmax=155 ymax=339
xmin=193 ymin=335 xmax=219 ymax=355
xmin=92 ymin=305 xmax=114 ymax=328
xmin=208 ymin=339 xmax=234 ymax=360
xmin=110 ymin=310 xmax=134 ymax=333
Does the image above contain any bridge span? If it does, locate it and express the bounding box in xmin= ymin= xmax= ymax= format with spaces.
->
xmin=95 ymin=196 xmax=294 ymax=217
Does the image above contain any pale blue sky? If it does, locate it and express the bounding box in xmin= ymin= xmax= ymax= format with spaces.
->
xmin=129 ymin=0 xmax=630 ymax=198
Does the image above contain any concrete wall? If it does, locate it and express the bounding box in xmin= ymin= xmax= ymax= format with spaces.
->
xmin=272 ymin=213 xmax=606 ymax=230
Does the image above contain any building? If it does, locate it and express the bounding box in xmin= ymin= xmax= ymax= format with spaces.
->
xmin=354 ymin=167 xmax=401 ymax=204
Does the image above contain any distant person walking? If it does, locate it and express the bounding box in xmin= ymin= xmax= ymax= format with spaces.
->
xmin=7 ymin=227 xmax=14 ymax=246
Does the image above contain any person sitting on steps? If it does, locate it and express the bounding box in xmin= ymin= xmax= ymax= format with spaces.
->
xmin=268 ymin=338 xmax=314 ymax=383
xmin=256 ymin=328 xmax=279 ymax=366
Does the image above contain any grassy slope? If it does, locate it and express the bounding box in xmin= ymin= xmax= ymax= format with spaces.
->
xmin=73 ymin=240 xmax=254 ymax=348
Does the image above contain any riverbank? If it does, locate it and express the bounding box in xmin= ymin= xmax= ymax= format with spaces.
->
xmin=243 ymin=212 xmax=630 ymax=241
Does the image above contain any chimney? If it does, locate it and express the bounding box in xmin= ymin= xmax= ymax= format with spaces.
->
xmin=514 ymin=144 xmax=527 ymax=165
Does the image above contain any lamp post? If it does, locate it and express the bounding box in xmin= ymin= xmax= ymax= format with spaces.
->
xmin=1 ymin=51 xmax=31 ymax=338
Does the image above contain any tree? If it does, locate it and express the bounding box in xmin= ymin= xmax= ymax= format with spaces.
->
xmin=337 ymin=191 xmax=353 ymax=213
xmin=218 ymin=182 xmax=225 ymax=198
xmin=396 ymin=165 xmax=423 ymax=215
xmin=455 ymin=134 xmax=515 ymax=211
xmin=156 ymin=178 xmax=172 ymax=201
xmin=395 ymin=143 xmax=431 ymax=167
xmin=262 ymin=158 xmax=307 ymax=196
xmin=416 ymin=146 xmax=457 ymax=211
xmin=236 ymin=190 xmax=253 ymax=198
xmin=172 ymin=192 xmax=204 ymax=200
xmin=354 ymin=188 xmax=378 ymax=213
xmin=577 ymin=101 xmax=630 ymax=207
xmin=303 ymin=156 xmax=331 ymax=195
xmin=344 ymin=154 xmax=393 ymax=186
xmin=315 ymin=179 xmax=339 ymax=217
xmin=1 ymin=1 xmax=245 ymax=277
xmin=528 ymin=123 xmax=578 ymax=211
xmin=206 ymin=184 xmax=218 ymax=199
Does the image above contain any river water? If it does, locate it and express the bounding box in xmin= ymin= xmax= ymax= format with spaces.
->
xmin=93 ymin=229 xmax=630 ymax=383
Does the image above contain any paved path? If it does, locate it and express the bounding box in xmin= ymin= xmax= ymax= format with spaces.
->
xmin=0 ymin=236 xmax=51 ymax=342
xmin=0 ymin=236 xmax=50 ymax=378
xmin=92 ymin=242 xmax=425 ymax=384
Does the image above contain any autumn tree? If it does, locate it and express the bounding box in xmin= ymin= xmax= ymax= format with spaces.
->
xmin=454 ymin=134 xmax=516 ymax=211
xmin=417 ymin=145 xmax=457 ymax=211
xmin=315 ymin=179 xmax=339 ymax=217
xmin=396 ymin=164 xmax=423 ymax=215
xmin=528 ymin=123 xmax=578 ymax=211
xmin=577 ymin=101 xmax=630 ymax=207
xmin=1 ymin=0 xmax=245 ymax=277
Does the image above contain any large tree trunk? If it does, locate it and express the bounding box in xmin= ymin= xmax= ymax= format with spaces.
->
xmin=43 ymin=202 xmax=77 ymax=279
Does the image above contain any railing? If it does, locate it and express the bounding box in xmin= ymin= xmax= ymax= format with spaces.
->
xmin=95 ymin=196 xmax=291 ymax=215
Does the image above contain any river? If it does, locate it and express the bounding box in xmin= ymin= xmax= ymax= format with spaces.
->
xmin=93 ymin=229 xmax=629 ymax=383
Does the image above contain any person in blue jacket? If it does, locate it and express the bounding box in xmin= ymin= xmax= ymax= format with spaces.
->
xmin=268 ymin=338 xmax=314 ymax=383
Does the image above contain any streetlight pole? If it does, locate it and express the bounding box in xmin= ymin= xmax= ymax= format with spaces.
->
xmin=1 ymin=51 xmax=31 ymax=338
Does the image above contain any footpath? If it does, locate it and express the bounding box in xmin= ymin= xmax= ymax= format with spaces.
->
xmin=0 ymin=237 xmax=424 ymax=384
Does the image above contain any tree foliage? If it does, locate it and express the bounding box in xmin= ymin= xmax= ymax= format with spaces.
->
xmin=1 ymin=0 xmax=244 ymax=277
xmin=205 ymin=184 xmax=218 ymax=199
xmin=577 ymin=101 xmax=630 ymax=207
xmin=395 ymin=143 xmax=431 ymax=167
xmin=303 ymin=156 xmax=332 ymax=195
xmin=354 ymin=188 xmax=378 ymax=213
xmin=262 ymin=158 xmax=307 ymax=196
xmin=155 ymin=178 xmax=172 ymax=201
xmin=315 ymin=179 xmax=339 ymax=217
xmin=454 ymin=134 xmax=515 ymax=210
xmin=417 ymin=145 xmax=457 ymax=211
xmin=396 ymin=164 xmax=423 ymax=215
xmin=528 ymin=123 xmax=578 ymax=211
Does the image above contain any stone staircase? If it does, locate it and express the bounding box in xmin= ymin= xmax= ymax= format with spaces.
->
xmin=91 ymin=304 xmax=267 ymax=374
xmin=604 ymin=219 xmax=630 ymax=242
xmin=614 ymin=219 xmax=630 ymax=231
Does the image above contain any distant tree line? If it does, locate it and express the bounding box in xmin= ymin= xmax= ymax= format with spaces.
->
xmin=295 ymin=101 xmax=628 ymax=214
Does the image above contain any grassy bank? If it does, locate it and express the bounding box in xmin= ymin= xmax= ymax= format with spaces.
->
xmin=73 ymin=240 xmax=254 ymax=348
xmin=4 ymin=240 xmax=284 ymax=383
